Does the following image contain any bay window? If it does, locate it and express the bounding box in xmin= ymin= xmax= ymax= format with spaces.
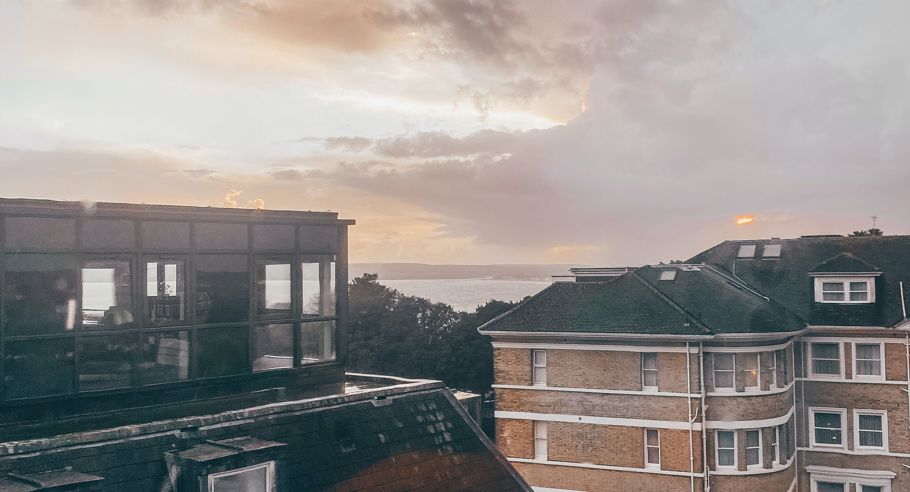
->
xmin=713 ymin=353 xmax=735 ymax=390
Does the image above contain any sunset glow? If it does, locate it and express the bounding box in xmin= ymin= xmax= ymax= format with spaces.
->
xmin=736 ymin=215 xmax=755 ymax=226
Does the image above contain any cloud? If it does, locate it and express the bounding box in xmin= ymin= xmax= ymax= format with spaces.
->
xmin=317 ymin=129 xmax=523 ymax=159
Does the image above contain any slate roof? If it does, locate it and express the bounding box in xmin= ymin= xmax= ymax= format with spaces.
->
xmin=690 ymin=235 xmax=910 ymax=327
xmin=0 ymin=376 xmax=529 ymax=492
xmin=481 ymin=235 xmax=910 ymax=336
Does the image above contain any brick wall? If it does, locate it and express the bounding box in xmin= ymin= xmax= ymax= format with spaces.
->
xmin=800 ymin=381 xmax=910 ymax=453
xmin=799 ymin=453 xmax=910 ymax=492
xmin=496 ymin=418 xmax=534 ymax=459
xmin=548 ymin=423 xmax=643 ymax=468
xmin=705 ymin=388 xmax=794 ymax=422
xmin=512 ymin=461 xmax=701 ymax=492
xmin=548 ymin=350 xmax=640 ymax=390
xmin=656 ymin=353 xmax=699 ymax=393
xmin=660 ymin=429 xmax=703 ymax=473
xmin=885 ymin=342 xmax=907 ymax=381
xmin=494 ymin=348 xmax=532 ymax=386
xmin=496 ymin=388 xmax=697 ymax=421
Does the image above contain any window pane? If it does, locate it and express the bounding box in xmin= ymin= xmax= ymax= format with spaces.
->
xmin=646 ymin=429 xmax=659 ymax=446
xmin=714 ymin=372 xmax=734 ymax=388
xmin=252 ymin=224 xmax=295 ymax=250
xmin=4 ymin=217 xmax=76 ymax=249
xmin=3 ymin=339 xmax=74 ymax=399
xmin=647 ymin=447 xmax=660 ymax=464
xmin=714 ymin=354 xmax=734 ymax=370
xmin=717 ymin=431 xmax=734 ymax=448
xmin=858 ymin=414 xmax=884 ymax=447
xmin=850 ymin=291 xmax=869 ymax=301
xmin=861 ymin=486 xmax=882 ymax=492
xmin=141 ymin=221 xmax=190 ymax=249
xmin=849 ymin=281 xmax=868 ymax=291
xmin=196 ymin=255 xmax=249 ymax=323
xmin=823 ymin=292 xmax=845 ymax=301
xmin=817 ymin=482 xmax=845 ymax=492
xmin=812 ymin=343 xmax=840 ymax=375
xmin=146 ymin=260 xmax=186 ymax=325
xmin=737 ymin=244 xmax=756 ymax=258
xmin=301 ymin=261 xmax=322 ymax=315
xmin=4 ymin=254 xmax=78 ymax=335
xmin=762 ymin=244 xmax=781 ymax=257
xmin=642 ymin=353 xmax=657 ymax=370
xmin=642 ymin=371 xmax=658 ymax=388
xmin=814 ymin=412 xmax=843 ymax=445
xmin=81 ymin=260 xmax=134 ymax=328
xmin=717 ymin=448 xmax=735 ymax=466
xmin=196 ymin=326 xmax=249 ymax=377
xmin=141 ymin=331 xmax=190 ymax=384
xmin=253 ymin=324 xmax=294 ymax=371
xmin=742 ymin=354 xmax=759 ymax=387
xmin=257 ymin=263 xmax=291 ymax=314
xmin=745 ymin=430 xmax=759 ymax=447
xmin=299 ymin=321 xmax=335 ymax=364
xmin=209 ymin=465 xmax=268 ymax=492
xmin=822 ymin=282 xmax=844 ymax=292
xmin=195 ymin=223 xmax=248 ymax=250
xmin=533 ymin=367 xmax=547 ymax=384
xmin=77 ymin=334 xmax=139 ymax=391
xmin=745 ymin=448 xmax=759 ymax=466
xmin=80 ymin=219 xmax=135 ymax=249
xmin=534 ymin=350 xmax=547 ymax=366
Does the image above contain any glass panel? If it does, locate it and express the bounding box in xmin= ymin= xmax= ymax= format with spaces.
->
xmin=762 ymin=244 xmax=781 ymax=257
xmin=714 ymin=372 xmax=734 ymax=388
xmin=196 ymin=255 xmax=249 ymax=323
xmin=141 ymin=331 xmax=190 ymax=384
xmin=253 ymin=324 xmax=294 ymax=372
xmin=81 ymin=260 xmax=134 ymax=328
xmin=737 ymin=244 xmax=756 ymax=258
xmin=745 ymin=430 xmax=760 ymax=465
xmin=257 ymin=263 xmax=291 ymax=315
xmin=823 ymin=292 xmax=845 ymax=301
xmin=742 ymin=354 xmax=759 ymax=388
xmin=326 ymin=259 xmax=336 ymax=316
xmin=717 ymin=449 xmax=734 ymax=467
xmin=301 ymin=261 xmax=322 ymax=315
xmin=817 ymin=482 xmax=845 ymax=492
xmin=850 ymin=291 xmax=869 ymax=301
xmin=647 ymin=447 xmax=660 ymax=464
xmin=812 ymin=343 xmax=840 ymax=375
xmin=849 ymin=281 xmax=868 ymax=292
xmin=858 ymin=414 xmax=884 ymax=447
xmin=533 ymin=367 xmax=547 ymax=384
xmin=4 ymin=254 xmax=79 ymax=335
xmin=209 ymin=465 xmax=269 ymax=492
xmin=814 ymin=412 xmax=842 ymax=445
xmin=717 ymin=431 xmax=734 ymax=448
xmin=196 ymin=326 xmax=249 ymax=377
xmin=642 ymin=371 xmax=658 ymax=388
xmin=714 ymin=354 xmax=734 ymax=370
xmin=299 ymin=321 xmax=335 ymax=364
xmin=77 ymin=334 xmax=139 ymax=391
xmin=646 ymin=429 xmax=659 ymax=446
xmin=822 ymin=282 xmax=844 ymax=292
xmin=855 ymin=344 xmax=882 ymax=376
xmin=642 ymin=353 xmax=657 ymax=370
xmin=861 ymin=486 xmax=882 ymax=492
xmin=659 ymin=270 xmax=676 ymax=281
xmin=146 ymin=260 xmax=186 ymax=325
xmin=534 ymin=350 xmax=547 ymax=366
xmin=4 ymin=217 xmax=76 ymax=249
xmin=3 ymin=339 xmax=74 ymax=399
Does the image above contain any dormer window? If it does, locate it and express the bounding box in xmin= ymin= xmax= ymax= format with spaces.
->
xmin=813 ymin=277 xmax=875 ymax=304
xmin=737 ymin=244 xmax=756 ymax=258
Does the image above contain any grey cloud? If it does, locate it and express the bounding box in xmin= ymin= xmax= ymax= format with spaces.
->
xmin=319 ymin=130 xmax=524 ymax=159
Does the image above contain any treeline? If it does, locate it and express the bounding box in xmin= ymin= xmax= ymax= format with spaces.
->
xmin=346 ymin=273 xmax=514 ymax=395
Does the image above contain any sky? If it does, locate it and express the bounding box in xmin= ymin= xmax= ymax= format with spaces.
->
xmin=1 ymin=0 xmax=909 ymax=265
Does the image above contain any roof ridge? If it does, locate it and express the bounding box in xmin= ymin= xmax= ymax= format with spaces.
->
xmin=630 ymin=269 xmax=713 ymax=335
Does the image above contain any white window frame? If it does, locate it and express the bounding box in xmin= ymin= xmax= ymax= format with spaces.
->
xmin=715 ymin=430 xmax=737 ymax=469
xmin=744 ymin=429 xmax=762 ymax=469
xmin=713 ymin=353 xmax=735 ymax=391
xmin=532 ymin=350 xmax=547 ymax=386
xmin=771 ymin=425 xmax=780 ymax=464
xmin=852 ymin=342 xmax=885 ymax=381
xmin=769 ymin=351 xmax=778 ymax=388
xmin=644 ymin=428 xmax=660 ymax=469
xmin=741 ymin=353 xmax=760 ymax=390
xmin=641 ymin=353 xmax=658 ymax=391
xmin=854 ymin=410 xmax=888 ymax=452
xmin=207 ymin=461 xmax=275 ymax=492
xmin=811 ymin=479 xmax=847 ymax=492
xmin=809 ymin=342 xmax=844 ymax=379
xmin=534 ymin=421 xmax=548 ymax=460
xmin=813 ymin=277 xmax=875 ymax=304
xmin=810 ymin=407 xmax=847 ymax=449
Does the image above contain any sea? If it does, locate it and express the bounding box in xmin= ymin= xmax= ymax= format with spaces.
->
xmin=381 ymin=278 xmax=551 ymax=312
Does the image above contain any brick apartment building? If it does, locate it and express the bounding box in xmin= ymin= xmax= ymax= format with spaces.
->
xmin=479 ymin=235 xmax=910 ymax=492
xmin=0 ymin=198 xmax=528 ymax=491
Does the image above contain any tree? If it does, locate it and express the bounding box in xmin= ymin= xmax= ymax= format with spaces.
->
xmin=346 ymin=274 xmax=514 ymax=394
xmin=850 ymin=228 xmax=883 ymax=237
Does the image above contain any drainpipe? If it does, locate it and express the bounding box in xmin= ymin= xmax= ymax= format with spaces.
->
xmin=790 ymin=341 xmax=799 ymax=492
xmin=699 ymin=341 xmax=710 ymax=492
xmin=686 ymin=341 xmax=695 ymax=492
xmin=905 ymin=332 xmax=909 ymax=439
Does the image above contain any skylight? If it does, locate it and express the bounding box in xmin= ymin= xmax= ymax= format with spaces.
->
xmin=763 ymin=244 xmax=782 ymax=258
xmin=659 ymin=270 xmax=677 ymax=281
xmin=737 ymin=244 xmax=756 ymax=258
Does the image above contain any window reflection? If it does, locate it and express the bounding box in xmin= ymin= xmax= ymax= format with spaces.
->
xmin=299 ymin=321 xmax=335 ymax=364
xmin=196 ymin=255 xmax=249 ymax=323
xmin=81 ymin=260 xmax=134 ymax=328
xmin=252 ymin=324 xmax=293 ymax=372
xmin=301 ymin=256 xmax=335 ymax=316
xmin=3 ymin=339 xmax=74 ymax=399
xmin=196 ymin=326 xmax=249 ymax=377
xmin=141 ymin=331 xmax=190 ymax=384
xmin=4 ymin=254 xmax=78 ymax=335
xmin=257 ymin=262 xmax=291 ymax=315
xmin=146 ymin=260 xmax=186 ymax=325
xmin=77 ymin=334 xmax=139 ymax=391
